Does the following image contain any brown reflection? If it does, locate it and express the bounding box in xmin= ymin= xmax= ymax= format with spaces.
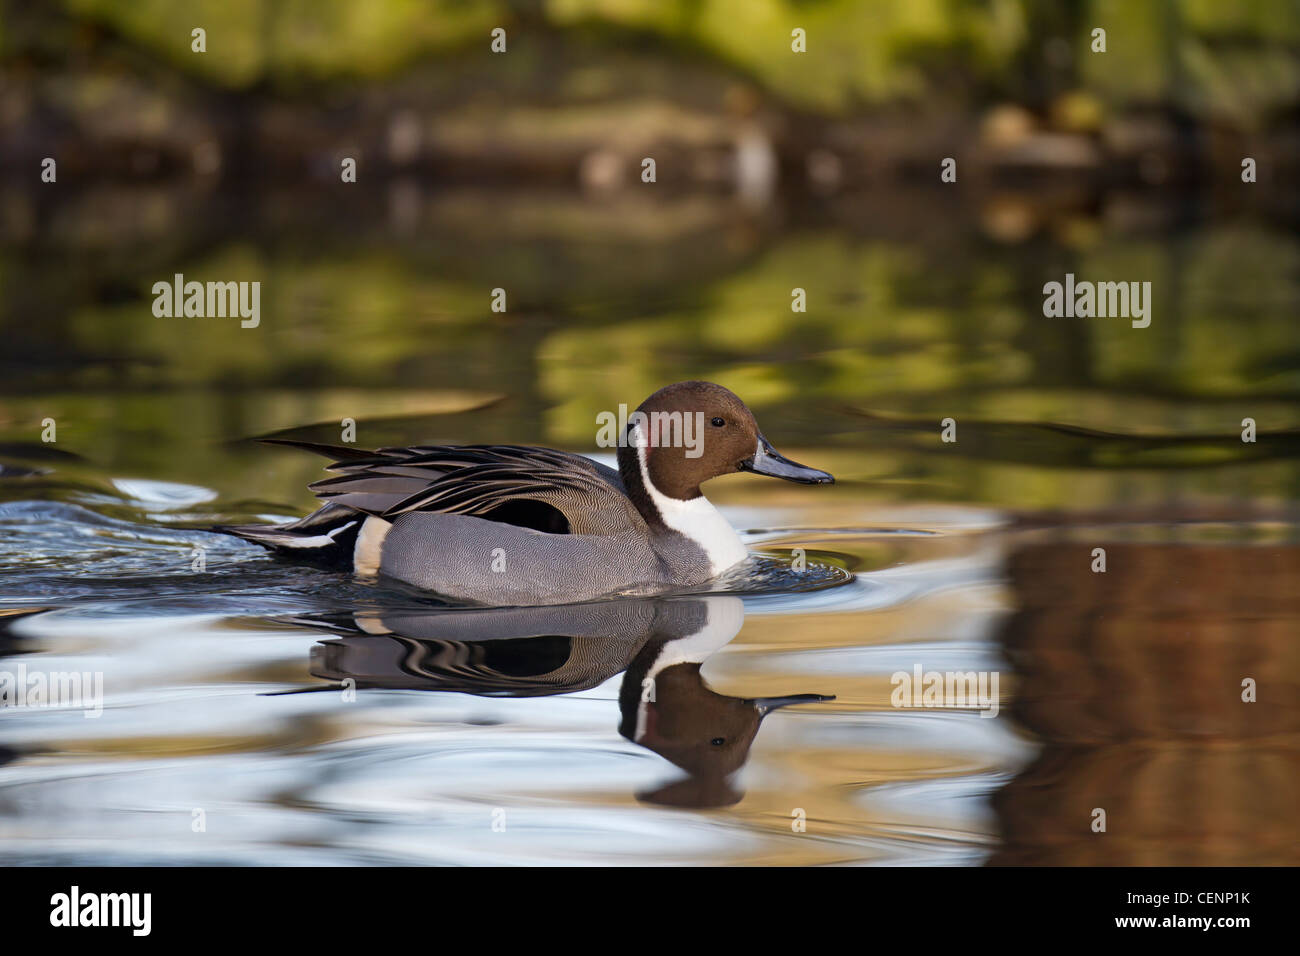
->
xmin=301 ymin=595 xmax=831 ymax=809
xmin=616 ymin=605 xmax=832 ymax=809
xmin=991 ymin=541 xmax=1300 ymax=865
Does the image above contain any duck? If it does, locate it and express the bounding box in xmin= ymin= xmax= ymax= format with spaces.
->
xmin=220 ymin=381 xmax=833 ymax=605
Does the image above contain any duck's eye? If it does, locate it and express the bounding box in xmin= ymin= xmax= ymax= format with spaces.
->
xmin=711 ymin=417 xmax=725 ymax=427
xmin=710 ymin=737 xmax=726 ymax=746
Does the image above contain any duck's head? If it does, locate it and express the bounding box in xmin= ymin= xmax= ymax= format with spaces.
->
xmin=617 ymin=381 xmax=833 ymax=502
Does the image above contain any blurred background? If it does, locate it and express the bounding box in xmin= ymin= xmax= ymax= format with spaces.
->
xmin=0 ymin=1 xmax=1298 ymax=865
xmin=2 ymin=0 xmax=1298 ymax=503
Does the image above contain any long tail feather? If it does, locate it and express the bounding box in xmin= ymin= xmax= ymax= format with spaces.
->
xmin=215 ymin=503 xmax=363 ymax=567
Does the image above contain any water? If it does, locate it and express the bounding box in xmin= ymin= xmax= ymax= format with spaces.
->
xmin=2 ymin=189 xmax=1298 ymax=865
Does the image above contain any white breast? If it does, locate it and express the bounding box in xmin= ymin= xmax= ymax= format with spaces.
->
xmin=635 ymin=441 xmax=749 ymax=576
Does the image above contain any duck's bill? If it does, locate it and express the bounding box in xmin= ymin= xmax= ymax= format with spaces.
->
xmin=751 ymin=693 xmax=836 ymax=716
xmin=740 ymin=437 xmax=834 ymax=484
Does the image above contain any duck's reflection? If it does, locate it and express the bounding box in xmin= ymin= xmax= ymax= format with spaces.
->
xmin=300 ymin=596 xmax=832 ymax=808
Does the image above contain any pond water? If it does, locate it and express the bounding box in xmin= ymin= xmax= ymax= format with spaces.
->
xmin=1 ymin=188 xmax=1297 ymax=865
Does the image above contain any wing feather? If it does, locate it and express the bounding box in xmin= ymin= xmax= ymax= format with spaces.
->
xmin=293 ymin=444 xmax=641 ymax=535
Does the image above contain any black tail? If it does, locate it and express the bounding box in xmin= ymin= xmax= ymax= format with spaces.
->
xmin=216 ymin=502 xmax=363 ymax=568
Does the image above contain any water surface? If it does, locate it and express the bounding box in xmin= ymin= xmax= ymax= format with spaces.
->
xmin=1 ymin=191 xmax=1297 ymax=865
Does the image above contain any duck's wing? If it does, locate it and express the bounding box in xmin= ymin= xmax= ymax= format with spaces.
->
xmin=264 ymin=440 xmax=643 ymax=536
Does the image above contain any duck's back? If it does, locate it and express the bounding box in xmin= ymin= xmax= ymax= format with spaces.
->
xmin=220 ymin=440 xmax=692 ymax=603
xmin=309 ymin=443 xmax=645 ymax=536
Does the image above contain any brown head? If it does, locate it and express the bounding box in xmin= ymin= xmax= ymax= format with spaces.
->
xmin=616 ymin=381 xmax=833 ymax=513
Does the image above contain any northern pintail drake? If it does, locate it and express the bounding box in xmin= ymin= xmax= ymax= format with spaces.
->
xmin=221 ymin=381 xmax=833 ymax=605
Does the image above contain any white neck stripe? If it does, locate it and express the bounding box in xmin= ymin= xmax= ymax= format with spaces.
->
xmin=633 ymin=427 xmax=748 ymax=576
